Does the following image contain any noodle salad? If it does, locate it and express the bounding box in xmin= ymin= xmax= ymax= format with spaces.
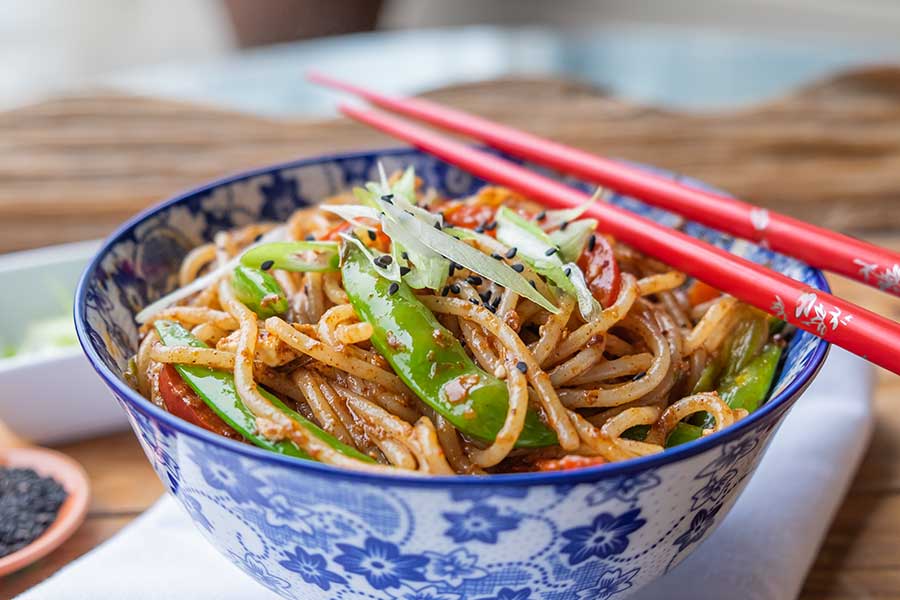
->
xmin=128 ymin=167 xmax=787 ymax=475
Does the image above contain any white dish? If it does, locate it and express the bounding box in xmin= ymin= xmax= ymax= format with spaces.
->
xmin=0 ymin=240 xmax=129 ymax=445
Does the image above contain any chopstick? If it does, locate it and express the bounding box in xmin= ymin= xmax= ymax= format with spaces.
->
xmin=308 ymin=71 xmax=900 ymax=299
xmin=333 ymin=101 xmax=900 ymax=375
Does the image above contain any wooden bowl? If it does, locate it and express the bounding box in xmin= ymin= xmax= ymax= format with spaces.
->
xmin=0 ymin=447 xmax=90 ymax=577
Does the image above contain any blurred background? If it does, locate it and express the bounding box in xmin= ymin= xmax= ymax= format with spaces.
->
xmin=3 ymin=0 xmax=900 ymax=114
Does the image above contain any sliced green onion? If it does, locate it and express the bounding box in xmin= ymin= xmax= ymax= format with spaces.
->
xmin=339 ymin=233 xmax=401 ymax=282
xmin=550 ymin=218 xmax=598 ymax=263
xmin=566 ymin=261 xmax=602 ymax=321
xmin=239 ymin=241 xmax=339 ymax=273
xmin=377 ymin=198 xmax=558 ymax=313
xmin=540 ymin=187 xmax=603 ymax=229
xmin=497 ymin=206 xmax=599 ymax=320
xmin=381 ymin=217 xmax=448 ymax=289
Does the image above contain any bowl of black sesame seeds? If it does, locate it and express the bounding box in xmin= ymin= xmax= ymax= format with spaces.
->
xmin=0 ymin=447 xmax=89 ymax=576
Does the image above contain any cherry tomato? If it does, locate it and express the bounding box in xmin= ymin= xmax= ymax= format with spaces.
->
xmin=577 ymin=234 xmax=621 ymax=307
xmin=158 ymin=364 xmax=241 ymax=439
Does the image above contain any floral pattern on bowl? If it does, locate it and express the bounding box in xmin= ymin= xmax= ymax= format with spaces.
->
xmin=75 ymin=147 xmax=828 ymax=599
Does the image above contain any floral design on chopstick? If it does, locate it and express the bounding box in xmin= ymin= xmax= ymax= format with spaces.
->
xmin=853 ymin=259 xmax=900 ymax=294
xmin=771 ymin=293 xmax=853 ymax=336
xmin=794 ymin=292 xmax=853 ymax=335
xmin=749 ymin=208 xmax=769 ymax=233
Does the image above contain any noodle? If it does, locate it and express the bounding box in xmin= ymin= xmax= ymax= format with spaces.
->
xmin=134 ymin=178 xmax=784 ymax=475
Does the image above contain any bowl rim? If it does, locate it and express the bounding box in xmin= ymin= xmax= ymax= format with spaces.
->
xmin=74 ymin=146 xmax=831 ymax=488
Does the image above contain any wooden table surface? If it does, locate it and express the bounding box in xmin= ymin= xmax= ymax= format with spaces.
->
xmin=1 ymin=69 xmax=899 ymax=599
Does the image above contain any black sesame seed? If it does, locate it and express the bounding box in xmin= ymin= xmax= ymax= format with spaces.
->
xmin=466 ymin=275 xmax=483 ymax=286
xmin=381 ymin=194 xmax=394 ymax=204
xmin=388 ymin=282 xmax=400 ymax=295
xmin=305 ymin=234 xmax=316 ymax=241
xmin=375 ymin=255 xmax=393 ymax=268
xmin=367 ymin=230 xmax=377 ymax=241
xmin=516 ymin=361 xmax=528 ymax=373
xmin=474 ymin=225 xmax=485 ymax=234
xmin=544 ymin=247 xmax=558 ymax=256
xmin=484 ymin=221 xmax=497 ymax=231
xmin=402 ymin=251 xmax=409 ymax=260
xmin=588 ymin=234 xmax=597 ymax=251
xmin=505 ymin=247 xmax=518 ymax=259
xmin=491 ymin=253 xmax=503 ymax=260
xmin=260 ymin=260 xmax=274 ymax=271
xmin=448 ymin=263 xmax=457 ymax=276
xmin=450 ymin=283 xmax=461 ymax=294
xmin=441 ymin=285 xmax=450 ymax=296
xmin=560 ymin=220 xmax=570 ymax=231
xmin=511 ymin=263 xmax=525 ymax=273
xmin=480 ymin=290 xmax=492 ymax=302
xmin=399 ymin=266 xmax=411 ymax=276
xmin=530 ymin=280 xmax=537 ymax=288
xmin=434 ymin=222 xmax=442 ymax=230
xmin=564 ymin=266 xmax=572 ymax=277
xmin=469 ymin=297 xmax=480 ymax=305
xmin=491 ymin=296 xmax=502 ymax=310
xmin=253 ymin=233 xmax=264 ymax=242
xmin=536 ymin=210 xmax=547 ymax=221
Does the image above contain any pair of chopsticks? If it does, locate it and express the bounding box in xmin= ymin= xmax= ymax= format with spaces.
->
xmin=309 ymin=72 xmax=900 ymax=376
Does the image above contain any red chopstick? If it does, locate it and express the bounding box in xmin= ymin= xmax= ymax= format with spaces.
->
xmin=309 ymin=71 xmax=900 ymax=299
xmin=335 ymin=102 xmax=900 ymax=375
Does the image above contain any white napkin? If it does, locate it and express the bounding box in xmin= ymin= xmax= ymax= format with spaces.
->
xmin=15 ymin=348 xmax=872 ymax=600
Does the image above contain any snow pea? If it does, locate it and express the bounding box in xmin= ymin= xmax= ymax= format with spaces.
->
xmin=232 ymin=265 xmax=288 ymax=319
xmin=239 ymin=241 xmax=340 ymax=273
xmin=153 ymin=320 xmax=372 ymax=463
xmin=622 ymin=422 xmax=704 ymax=448
xmin=341 ymin=244 xmax=557 ymax=448
xmin=718 ymin=342 xmax=783 ymax=414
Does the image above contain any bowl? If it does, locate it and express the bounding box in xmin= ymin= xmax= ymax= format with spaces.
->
xmin=74 ymin=148 xmax=828 ymax=600
xmin=0 ymin=240 xmax=130 ymax=445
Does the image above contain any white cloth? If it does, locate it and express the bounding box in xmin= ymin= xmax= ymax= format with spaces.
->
xmin=16 ymin=348 xmax=872 ymax=600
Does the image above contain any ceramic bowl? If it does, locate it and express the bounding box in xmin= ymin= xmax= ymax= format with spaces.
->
xmin=74 ymin=148 xmax=828 ymax=600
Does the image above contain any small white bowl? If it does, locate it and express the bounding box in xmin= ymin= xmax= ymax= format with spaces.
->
xmin=0 ymin=240 xmax=129 ymax=445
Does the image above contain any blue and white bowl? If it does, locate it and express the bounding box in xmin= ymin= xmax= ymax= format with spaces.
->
xmin=75 ymin=148 xmax=828 ymax=600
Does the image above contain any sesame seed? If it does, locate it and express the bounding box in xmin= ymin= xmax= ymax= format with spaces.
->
xmin=434 ymin=222 xmax=442 ymax=230
xmin=511 ymin=263 xmax=525 ymax=273
xmin=305 ymin=234 xmax=315 ymax=241
xmin=450 ymin=283 xmax=461 ymax=294
xmin=505 ymin=247 xmax=518 ymax=259
xmin=536 ymin=210 xmax=547 ymax=221
xmin=560 ymin=220 xmax=570 ymax=231
xmin=441 ymin=285 xmax=450 ymax=296
xmin=480 ymin=290 xmax=492 ymax=302
xmin=367 ymin=230 xmax=377 ymax=241
xmin=491 ymin=253 xmax=503 ymax=260
xmin=588 ymin=234 xmax=597 ymax=251
xmin=544 ymin=247 xmax=558 ymax=256
xmin=466 ymin=275 xmax=483 ymax=286
xmin=484 ymin=221 xmax=497 ymax=231
xmin=474 ymin=225 xmax=485 ymax=234
xmin=260 ymin=260 xmax=274 ymax=271
xmin=491 ymin=296 xmax=501 ymax=310
xmin=564 ymin=266 xmax=572 ymax=277
xmin=388 ymin=282 xmax=400 ymax=295
xmin=399 ymin=266 xmax=411 ymax=276
xmin=530 ymin=280 xmax=537 ymax=288
xmin=375 ymin=255 xmax=393 ymax=268
xmin=469 ymin=297 xmax=480 ymax=305
xmin=516 ymin=361 xmax=528 ymax=373
xmin=402 ymin=251 xmax=409 ymax=260
xmin=448 ymin=263 xmax=457 ymax=276
xmin=253 ymin=233 xmax=264 ymax=242
xmin=381 ymin=194 xmax=394 ymax=204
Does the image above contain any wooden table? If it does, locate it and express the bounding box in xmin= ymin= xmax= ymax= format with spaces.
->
xmin=2 ymin=70 xmax=900 ymax=599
